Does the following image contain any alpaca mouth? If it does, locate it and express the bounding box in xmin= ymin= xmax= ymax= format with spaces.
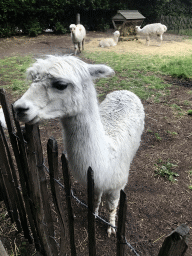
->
xmin=26 ymin=115 xmax=40 ymax=125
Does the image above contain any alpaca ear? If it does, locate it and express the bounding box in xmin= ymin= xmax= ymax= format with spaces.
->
xmin=88 ymin=64 xmax=115 ymax=80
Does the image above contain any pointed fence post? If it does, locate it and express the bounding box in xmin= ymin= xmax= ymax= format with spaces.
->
xmin=47 ymin=138 xmax=68 ymax=255
xmin=62 ymin=154 xmax=77 ymax=256
xmin=158 ymin=224 xmax=189 ymax=256
xmin=117 ymin=190 xmax=127 ymax=256
xmin=25 ymin=124 xmax=58 ymax=256
xmin=0 ymin=116 xmax=32 ymax=242
xmin=0 ymin=125 xmax=21 ymax=231
xmin=87 ymin=167 xmax=96 ymax=256
xmin=0 ymin=89 xmax=35 ymax=245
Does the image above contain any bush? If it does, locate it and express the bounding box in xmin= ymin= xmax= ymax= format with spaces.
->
xmin=54 ymin=22 xmax=67 ymax=34
xmin=96 ymin=18 xmax=110 ymax=32
xmin=0 ymin=26 xmax=13 ymax=38
xmin=27 ymin=21 xmax=42 ymax=37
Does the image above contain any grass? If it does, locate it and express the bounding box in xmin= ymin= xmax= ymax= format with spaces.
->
xmin=167 ymin=130 xmax=178 ymax=136
xmin=154 ymin=132 xmax=162 ymax=141
xmin=84 ymin=51 xmax=192 ymax=100
xmin=0 ymin=55 xmax=33 ymax=94
xmin=0 ymin=50 xmax=192 ymax=102
xmin=154 ymin=160 xmax=179 ymax=183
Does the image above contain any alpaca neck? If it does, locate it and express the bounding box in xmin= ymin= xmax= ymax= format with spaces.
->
xmin=114 ymin=36 xmax=119 ymax=44
xmin=60 ymin=95 xmax=109 ymax=184
xmin=137 ymin=28 xmax=144 ymax=34
xmin=71 ymin=32 xmax=78 ymax=43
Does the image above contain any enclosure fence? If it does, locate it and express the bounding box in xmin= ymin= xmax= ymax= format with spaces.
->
xmin=0 ymin=89 xmax=189 ymax=256
xmin=161 ymin=15 xmax=192 ymax=34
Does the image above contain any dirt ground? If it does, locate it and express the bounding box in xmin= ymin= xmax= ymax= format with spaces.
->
xmin=0 ymin=31 xmax=192 ymax=256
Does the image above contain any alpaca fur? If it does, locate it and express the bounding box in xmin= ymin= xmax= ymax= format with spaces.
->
xmin=69 ymin=24 xmax=86 ymax=55
xmin=135 ymin=23 xmax=167 ymax=46
xmin=13 ymin=55 xmax=145 ymax=236
xmin=0 ymin=106 xmax=6 ymax=129
xmin=99 ymin=31 xmax=120 ymax=48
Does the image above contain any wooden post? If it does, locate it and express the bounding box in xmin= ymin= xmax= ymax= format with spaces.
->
xmin=0 ymin=115 xmax=32 ymax=243
xmin=0 ymin=90 xmax=36 ymax=246
xmin=117 ymin=190 xmax=127 ymax=256
xmin=12 ymin=119 xmax=41 ymax=250
xmin=76 ymin=13 xmax=80 ymax=24
xmin=62 ymin=154 xmax=77 ymax=256
xmin=87 ymin=167 xmax=96 ymax=256
xmin=158 ymin=224 xmax=189 ymax=256
xmin=0 ymin=126 xmax=21 ymax=231
xmin=47 ymin=137 xmax=68 ymax=255
xmin=25 ymin=124 xmax=58 ymax=256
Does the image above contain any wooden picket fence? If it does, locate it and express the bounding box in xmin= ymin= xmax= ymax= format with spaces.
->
xmin=0 ymin=88 xmax=190 ymax=256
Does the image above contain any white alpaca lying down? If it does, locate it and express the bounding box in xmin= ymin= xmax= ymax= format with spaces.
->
xmin=99 ymin=31 xmax=120 ymax=48
xmin=13 ymin=55 xmax=145 ymax=236
xmin=135 ymin=23 xmax=167 ymax=46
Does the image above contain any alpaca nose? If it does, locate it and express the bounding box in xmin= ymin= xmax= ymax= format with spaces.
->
xmin=14 ymin=103 xmax=29 ymax=118
xmin=15 ymin=106 xmax=29 ymax=114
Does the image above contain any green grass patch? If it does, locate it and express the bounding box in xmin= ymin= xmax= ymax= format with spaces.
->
xmin=167 ymin=130 xmax=178 ymax=136
xmin=154 ymin=160 xmax=179 ymax=183
xmin=154 ymin=132 xmax=162 ymax=141
xmin=84 ymin=51 xmax=192 ymax=100
xmin=0 ymin=55 xmax=33 ymax=94
xmin=160 ymin=56 xmax=192 ymax=79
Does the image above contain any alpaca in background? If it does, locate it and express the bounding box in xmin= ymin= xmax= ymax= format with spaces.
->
xmin=135 ymin=23 xmax=167 ymax=46
xmin=69 ymin=24 xmax=86 ymax=55
xmin=99 ymin=31 xmax=120 ymax=48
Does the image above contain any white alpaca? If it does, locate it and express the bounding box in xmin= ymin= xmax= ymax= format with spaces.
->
xmin=13 ymin=55 xmax=145 ymax=236
xmin=69 ymin=24 xmax=86 ymax=55
xmin=135 ymin=23 xmax=167 ymax=46
xmin=0 ymin=106 xmax=6 ymax=129
xmin=99 ymin=31 xmax=120 ymax=48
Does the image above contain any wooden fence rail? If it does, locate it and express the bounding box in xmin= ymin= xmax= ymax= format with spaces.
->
xmin=0 ymin=89 xmax=189 ymax=256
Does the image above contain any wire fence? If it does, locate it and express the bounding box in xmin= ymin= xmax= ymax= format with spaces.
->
xmin=42 ymin=160 xmax=140 ymax=256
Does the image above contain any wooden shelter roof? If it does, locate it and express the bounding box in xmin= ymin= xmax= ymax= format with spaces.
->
xmin=112 ymin=10 xmax=145 ymax=21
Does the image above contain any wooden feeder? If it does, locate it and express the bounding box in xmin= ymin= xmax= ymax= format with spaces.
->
xmin=112 ymin=10 xmax=145 ymax=41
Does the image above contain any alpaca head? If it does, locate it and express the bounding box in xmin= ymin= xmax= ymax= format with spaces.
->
xmin=113 ymin=30 xmax=120 ymax=37
xmin=135 ymin=26 xmax=141 ymax=32
xmin=69 ymin=24 xmax=76 ymax=34
xmin=13 ymin=55 xmax=114 ymax=124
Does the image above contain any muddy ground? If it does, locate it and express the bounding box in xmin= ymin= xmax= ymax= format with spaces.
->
xmin=0 ymin=31 xmax=192 ymax=256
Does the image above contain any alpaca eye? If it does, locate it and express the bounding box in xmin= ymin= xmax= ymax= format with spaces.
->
xmin=52 ymin=81 xmax=68 ymax=90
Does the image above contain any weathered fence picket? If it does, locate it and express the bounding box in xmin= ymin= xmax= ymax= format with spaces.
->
xmin=0 ymin=126 xmax=14 ymax=222
xmin=87 ymin=167 xmax=96 ymax=256
xmin=26 ymin=125 xmax=58 ymax=256
xmin=117 ymin=190 xmax=127 ymax=256
xmin=13 ymin=118 xmax=40 ymax=249
xmin=47 ymin=137 xmax=68 ymax=255
xmin=62 ymin=153 xmax=77 ymax=256
xmin=0 ymin=89 xmax=190 ymax=256
xmin=0 ymin=115 xmax=31 ymax=241
xmin=0 ymin=89 xmax=34 ymax=244
xmin=0 ymin=125 xmax=21 ymax=231
xmin=158 ymin=224 xmax=190 ymax=256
